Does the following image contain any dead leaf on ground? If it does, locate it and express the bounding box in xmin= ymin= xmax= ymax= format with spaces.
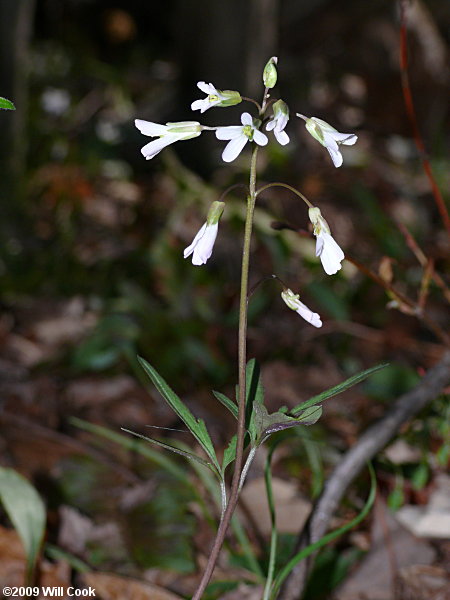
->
xmin=80 ymin=572 xmax=184 ymax=600
xmin=240 ymin=477 xmax=311 ymax=536
xmin=0 ymin=525 xmax=70 ymax=593
xmin=334 ymin=500 xmax=436 ymax=600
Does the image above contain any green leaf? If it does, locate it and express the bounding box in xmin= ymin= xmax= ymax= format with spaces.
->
xmin=0 ymin=96 xmax=15 ymax=110
xmin=254 ymin=404 xmax=323 ymax=445
xmin=71 ymin=417 xmax=188 ymax=482
xmin=291 ymin=363 xmax=389 ymax=416
xmin=213 ymin=390 xmax=238 ymax=419
xmin=245 ymin=359 xmax=265 ymax=444
xmin=270 ymin=463 xmax=377 ymax=599
xmin=0 ymin=468 xmax=46 ymax=583
xmin=222 ymin=435 xmax=237 ymax=474
xmin=137 ymin=357 xmax=221 ymax=473
xmin=121 ymin=428 xmax=217 ymax=472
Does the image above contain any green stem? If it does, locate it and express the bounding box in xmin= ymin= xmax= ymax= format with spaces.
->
xmin=256 ymin=182 xmax=313 ymax=209
xmin=191 ymin=145 xmax=259 ymax=600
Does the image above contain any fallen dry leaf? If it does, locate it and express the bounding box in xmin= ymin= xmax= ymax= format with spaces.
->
xmin=80 ymin=572 xmax=184 ymax=600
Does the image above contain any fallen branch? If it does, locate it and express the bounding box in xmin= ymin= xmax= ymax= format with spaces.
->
xmin=279 ymin=351 xmax=450 ymax=600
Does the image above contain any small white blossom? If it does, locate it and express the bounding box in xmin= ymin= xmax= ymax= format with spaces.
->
xmin=308 ymin=207 xmax=345 ymax=275
xmin=183 ymin=201 xmax=225 ymax=266
xmin=215 ymin=112 xmax=268 ymax=162
xmin=266 ymin=99 xmax=289 ymax=146
xmin=281 ymin=288 xmax=322 ymax=328
xmin=191 ymin=81 xmax=241 ymax=113
xmin=297 ymin=114 xmax=357 ymax=167
xmin=135 ymin=119 xmax=202 ymax=160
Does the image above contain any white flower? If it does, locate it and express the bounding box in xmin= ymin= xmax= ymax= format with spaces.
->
xmin=135 ymin=119 xmax=202 ymax=160
xmin=308 ymin=207 xmax=345 ymax=275
xmin=183 ymin=201 xmax=225 ymax=266
xmin=296 ymin=114 xmax=357 ymax=167
xmin=191 ymin=81 xmax=241 ymax=113
xmin=266 ymin=99 xmax=289 ymax=146
xmin=215 ymin=112 xmax=268 ymax=162
xmin=183 ymin=222 xmax=218 ymax=265
xmin=281 ymin=289 xmax=322 ymax=328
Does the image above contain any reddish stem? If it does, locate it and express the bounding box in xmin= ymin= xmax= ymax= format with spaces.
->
xmin=399 ymin=0 xmax=450 ymax=234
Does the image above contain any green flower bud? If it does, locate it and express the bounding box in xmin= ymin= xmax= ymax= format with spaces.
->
xmin=206 ymin=201 xmax=225 ymax=225
xmin=263 ymin=56 xmax=278 ymax=89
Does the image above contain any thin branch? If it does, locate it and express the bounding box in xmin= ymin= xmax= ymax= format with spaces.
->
xmin=279 ymin=350 xmax=450 ymax=600
xmin=399 ymin=0 xmax=450 ymax=234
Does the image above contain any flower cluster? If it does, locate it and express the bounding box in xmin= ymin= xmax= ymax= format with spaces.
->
xmin=135 ymin=57 xmax=356 ymax=327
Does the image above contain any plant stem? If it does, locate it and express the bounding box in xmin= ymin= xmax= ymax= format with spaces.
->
xmin=256 ymin=182 xmax=313 ymax=208
xmin=191 ymin=145 xmax=259 ymax=600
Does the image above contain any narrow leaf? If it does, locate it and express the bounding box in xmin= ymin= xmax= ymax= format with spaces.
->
xmin=71 ymin=417 xmax=188 ymax=481
xmin=246 ymin=358 xmax=264 ymax=406
xmin=213 ymin=390 xmax=238 ymax=419
xmin=222 ymin=435 xmax=237 ymax=474
xmin=270 ymin=463 xmax=377 ymax=599
xmin=245 ymin=359 xmax=265 ymax=444
xmin=138 ymin=357 xmax=220 ymax=472
xmin=0 ymin=96 xmax=15 ymax=110
xmin=121 ymin=428 xmax=216 ymax=471
xmin=291 ymin=363 xmax=389 ymax=416
xmin=0 ymin=468 xmax=46 ymax=583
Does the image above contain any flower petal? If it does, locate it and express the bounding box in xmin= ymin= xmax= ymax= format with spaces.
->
xmin=183 ymin=222 xmax=208 ymax=259
xmin=140 ymin=135 xmax=177 ymax=160
xmin=296 ymin=302 xmax=323 ymax=328
xmin=196 ymin=81 xmax=212 ymax=94
xmin=326 ymin=144 xmax=343 ymax=168
xmin=241 ymin=112 xmax=253 ymax=126
xmin=222 ymin=134 xmax=248 ymax=162
xmin=318 ymin=232 xmax=344 ymax=275
xmin=191 ymin=98 xmax=210 ymax=113
xmin=192 ymin=223 xmax=218 ymax=265
xmin=331 ymin=132 xmax=358 ymax=145
xmin=274 ymin=129 xmax=289 ymax=145
xmin=215 ymin=126 xmax=243 ymax=140
xmin=266 ymin=119 xmax=276 ymax=131
xmin=135 ymin=119 xmax=167 ymax=137
xmin=252 ymin=129 xmax=268 ymax=146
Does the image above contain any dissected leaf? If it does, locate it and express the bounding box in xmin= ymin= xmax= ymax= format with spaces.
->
xmin=0 ymin=467 xmax=46 ymax=583
xmin=121 ymin=429 xmax=216 ymax=472
xmin=137 ymin=357 xmax=220 ymax=472
xmin=291 ymin=363 xmax=389 ymax=416
xmin=0 ymin=96 xmax=15 ymax=110
xmin=213 ymin=390 xmax=238 ymax=419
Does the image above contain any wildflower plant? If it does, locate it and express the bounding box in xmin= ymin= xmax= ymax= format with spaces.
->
xmin=132 ymin=57 xmax=381 ymax=599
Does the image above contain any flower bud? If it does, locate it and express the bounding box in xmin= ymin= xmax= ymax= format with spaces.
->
xmin=263 ymin=56 xmax=278 ymax=89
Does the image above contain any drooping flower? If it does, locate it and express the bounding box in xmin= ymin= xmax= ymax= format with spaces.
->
xmin=215 ymin=112 xmax=268 ymax=162
xmin=135 ymin=119 xmax=202 ymax=160
xmin=266 ymin=99 xmax=289 ymax=146
xmin=296 ymin=114 xmax=357 ymax=167
xmin=308 ymin=207 xmax=345 ymax=275
xmin=191 ymin=81 xmax=241 ymax=113
xmin=183 ymin=201 xmax=225 ymax=266
xmin=281 ymin=288 xmax=322 ymax=328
